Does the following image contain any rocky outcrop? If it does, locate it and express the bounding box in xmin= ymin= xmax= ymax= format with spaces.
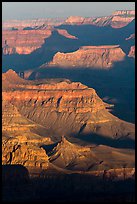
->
xmin=2 ymin=70 xmax=134 ymax=139
xmin=49 ymin=136 xmax=102 ymax=171
xmin=128 ymin=46 xmax=135 ymax=58
xmin=2 ymin=18 xmax=65 ymax=30
xmin=2 ymin=29 xmax=52 ymax=54
xmin=2 ymin=28 xmax=77 ymax=55
xmin=49 ymin=137 xmax=135 ymax=171
xmin=112 ymin=10 xmax=135 ymax=16
xmin=2 ymin=10 xmax=135 ymax=32
xmin=2 ymin=138 xmax=49 ymax=169
xmin=47 ymin=45 xmax=126 ymax=68
xmin=2 ymin=70 xmax=135 ymax=172
xmin=64 ymin=10 xmax=135 ymax=28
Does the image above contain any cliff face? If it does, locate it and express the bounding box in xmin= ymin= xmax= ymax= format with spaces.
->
xmin=48 ymin=137 xmax=135 ymax=171
xmin=2 ymin=70 xmax=135 ymax=172
xmin=48 ymin=45 xmax=126 ymax=68
xmin=2 ymin=28 xmax=77 ymax=55
xmin=128 ymin=46 xmax=135 ymax=58
xmin=2 ymin=29 xmax=52 ymax=54
xmin=2 ymin=10 xmax=135 ymax=32
xmin=2 ymin=138 xmax=49 ymax=169
xmin=2 ymin=70 xmax=134 ymax=138
xmin=65 ymin=10 xmax=135 ymax=28
xmin=2 ymin=18 xmax=65 ymax=30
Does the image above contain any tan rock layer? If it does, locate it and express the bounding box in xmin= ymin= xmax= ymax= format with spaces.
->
xmin=48 ymin=45 xmax=126 ymax=68
xmin=2 ymin=138 xmax=49 ymax=169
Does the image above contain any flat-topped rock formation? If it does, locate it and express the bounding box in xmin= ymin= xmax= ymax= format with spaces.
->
xmin=47 ymin=45 xmax=126 ymax=68
xmin=112 ymin=10 xmax=135 ymax=16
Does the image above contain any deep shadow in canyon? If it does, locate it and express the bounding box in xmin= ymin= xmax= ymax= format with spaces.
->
xmin=2 ymin=165 xmax=135 ymax=202
xmin=28 ymin=57 xmax=135 ymax=124
xmin=2 ymin=23 xmax=135 ymax=124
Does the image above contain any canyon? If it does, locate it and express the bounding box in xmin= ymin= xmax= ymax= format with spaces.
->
xmin=2 ymin=28 xmax=77 ymax=55
xmin=2 ymin=7 xmax=135 ymax=202
xmin=2 ymin=10 xmax=135 ymax=30
xmin=2 ymin=70 xmax=135 ymax=173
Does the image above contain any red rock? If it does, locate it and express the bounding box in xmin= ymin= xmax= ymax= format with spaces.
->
xmin=128 ymin=46 xmax=135 ymax=58
xmin=2 ymin=29 xmax=52 ymax=54
xmin=47 ymin=45 xmax=126 ymax=68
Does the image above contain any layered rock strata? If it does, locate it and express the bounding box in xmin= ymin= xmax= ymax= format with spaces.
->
xmin=65 ymin=10 xmax=135 ymax=28
xmin=2 ymin=28 xmax=77 ymax=55
xmin=2 ymin=10 xmax=135 ymax=31
xmin=47 ymin=45 xmax=126 ymax=68
xmin=49 ymin=137 xmax=135 ymax=171
xmin=2 ymin=70 xmax=134 ymax=138
xmin=2 ymin=70 xmax=135 ymax=171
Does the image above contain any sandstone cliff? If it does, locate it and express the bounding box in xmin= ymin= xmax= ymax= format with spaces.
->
xmin=2 ymin=28 xmax=77 ymax=55
xmin=2 ymin=70 xmax=135 ymax=172
xmin=47 ymin=45 xmax=126 ymax=68
xmin=2 ymin=138 xmax=49 ymax=169
xmin=2 ymin=10 xmax=135 ymax=32
xmin=2 ymin=29 xmax=52 ymax=54
xmin=2 ymin=70 xmax=134 ymax=139
xmin=65 ymin=10 xmax=135 ymax=28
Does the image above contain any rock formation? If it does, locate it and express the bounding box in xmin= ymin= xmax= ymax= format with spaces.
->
xmin=128 ymin=46 xmax=135 ymax=58
xmin=2 ymin=28 xmax=77 ymax=55
xmin=2 ymin=18 xmax=65 ymax=30
xmin=47 ymin=45 xmax=126 ymax=68
xmin=112 ymin=10 xmax=135 ymax=16
xmin=48 ymin=136 xmax=135 ymax=171
xmin=2 ymin=69 xmax=135 ymax=172
xmin=2 ymin=10 xmax=135 ymax=32
xmin=2 ymin=29 xmax=52 ymax=54
xmin=2 ymin=138 xmax=49 ymax=169
xmin=64 ymin=10 xmax=135 ymax=28
xmin=2 ymin=69 xmax=134 ymax=138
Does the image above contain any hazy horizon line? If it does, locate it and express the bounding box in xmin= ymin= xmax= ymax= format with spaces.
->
xmin=2 ymin=8 xmax=135 ymax=22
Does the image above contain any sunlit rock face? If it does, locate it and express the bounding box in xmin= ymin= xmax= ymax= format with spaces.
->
xmin=2 ymin=69 xmax=134 ymax=138
xmin=65 ymin=10 xmax=135 ymax=28
xmin=2 ymin=139 xmax=49 ymax=169
xmin=48 ymin=45 xmax=126 ymax=68
xmin=2 ymin=70 xmax=135 ymax=172
xmin=2 ymin=29 xmax=52 ymax=54
xmin=2 ymin=18 xmax=65 ymax=30
xmin=48 ymin=136 xmax=135 ymax=171
xmin=128 ymin=46 xmax=135 ymax=58
xmin=2 ymin=28 xmax=77 ymax=55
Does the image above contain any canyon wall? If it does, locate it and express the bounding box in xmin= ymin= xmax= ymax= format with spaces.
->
xmin=2 ymin=28 xmax=77 ymax=55
xmin=2 ymin=70 xmax=135 ymax=171
xmin=2 ymin=10 xmax=135 ymax=31
xmin=48 ymin=45 xmax=126 ymax=68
